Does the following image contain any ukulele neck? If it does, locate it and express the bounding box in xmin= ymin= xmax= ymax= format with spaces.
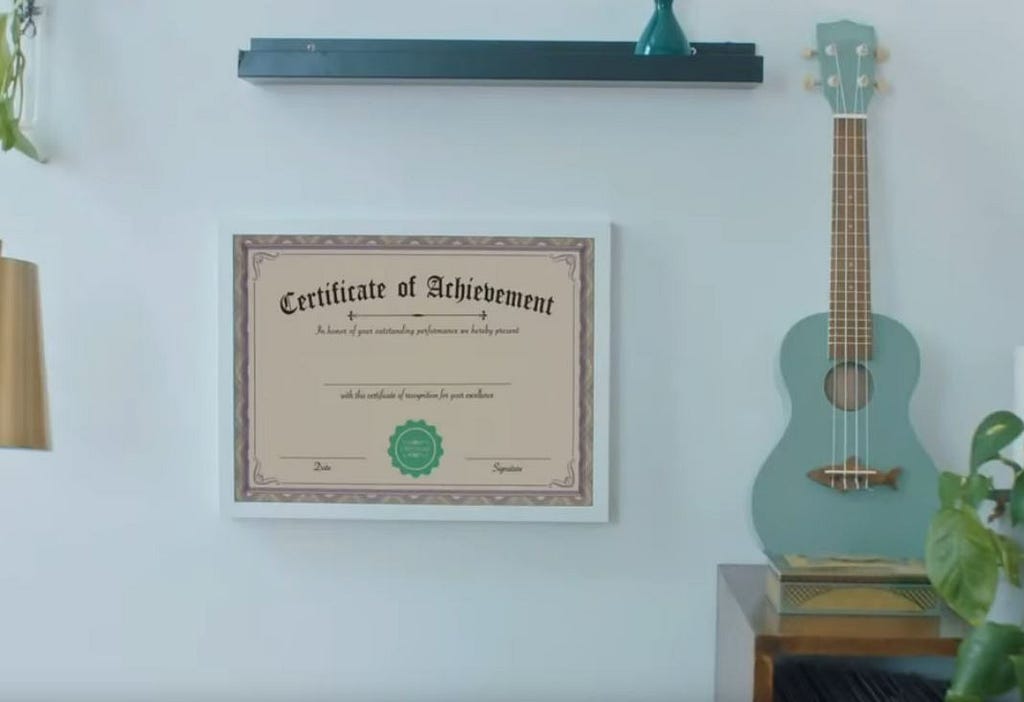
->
xmin=829 ymin=115 xmax=873 ymax=360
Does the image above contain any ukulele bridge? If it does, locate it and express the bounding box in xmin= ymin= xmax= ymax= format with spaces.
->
xmin=808 ymin=457 xmax=902 ymax=492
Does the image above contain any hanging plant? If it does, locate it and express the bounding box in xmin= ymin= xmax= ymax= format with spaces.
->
xmin=0 ymin=0 xmax=39 ymax=161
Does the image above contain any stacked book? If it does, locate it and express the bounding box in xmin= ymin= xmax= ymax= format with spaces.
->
xmin=766 ymin=553 xmax=939 ymax=617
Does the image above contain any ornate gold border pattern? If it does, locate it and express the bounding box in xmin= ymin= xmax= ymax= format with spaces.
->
xmin=232 ymin=234 xmax=595 ymax=507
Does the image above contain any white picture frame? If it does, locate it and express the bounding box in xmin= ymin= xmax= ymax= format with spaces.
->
xmin=218 ymin=218 xmax=611 ymax=521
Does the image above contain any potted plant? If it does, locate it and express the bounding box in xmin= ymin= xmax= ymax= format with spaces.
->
xmin=927 ymin=410 xmax=1024 ymax=701
xmin=0 ymin=0 xmax=40 ymax=161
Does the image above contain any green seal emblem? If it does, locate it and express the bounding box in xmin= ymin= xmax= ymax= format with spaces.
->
xmin=388 ymin=420 xmax=443 ymax=477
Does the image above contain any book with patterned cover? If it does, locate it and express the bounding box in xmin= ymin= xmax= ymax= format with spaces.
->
xmin=766 ymin=553 xmax=939 ymax=616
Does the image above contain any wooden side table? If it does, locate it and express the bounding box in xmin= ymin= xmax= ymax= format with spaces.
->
xmin=715 ymin=564 xmax=968 ymax=701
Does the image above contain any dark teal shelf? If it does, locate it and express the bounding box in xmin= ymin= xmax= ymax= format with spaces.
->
xmin=237 ymin=39 xmax=763 ymax=87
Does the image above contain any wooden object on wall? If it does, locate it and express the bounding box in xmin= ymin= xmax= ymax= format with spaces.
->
xmin=0 ymin=242 xmax=49 ymax=449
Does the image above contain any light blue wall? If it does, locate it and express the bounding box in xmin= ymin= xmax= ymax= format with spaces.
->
xmin=3 ymin=1 xmax=1023 ymax=699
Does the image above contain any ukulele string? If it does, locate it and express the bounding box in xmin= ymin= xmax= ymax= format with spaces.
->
xmin=863 ymin=104 xmax=871 ymax=479
xmin=834 ymin=47 xmax=850 ymax=491
xmin=853 ymin=52 xmax=862 ymax=490
xmin=830 ymin=103 xmax=839 ymax=489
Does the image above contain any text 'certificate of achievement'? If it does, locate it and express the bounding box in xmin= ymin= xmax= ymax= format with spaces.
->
xmin=220 ymin=223 xmax=609 ymax=521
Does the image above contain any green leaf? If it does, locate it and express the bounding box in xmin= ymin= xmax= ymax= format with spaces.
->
xmin=1012 ymin=654 xmax=1024 ymax=699
xmin=1011 ymin=471 xmax=1024 ymax=527
xmin=964 ymin=473 xmax=994 ymax=508
xmin=0 ymin=15 xmax=11 ymax=84
xmin=945 ymin=694 xmax=982 ymax=702
xmin=940 ymin=471 xmax=965 ymax=508
xmin=12 ymin=126 xmax=39 ymax=161
xmin=0 ymin=98 xmax=16 ymax=151
xmin=926 ymin=507 xmax=1000 ymax=625
xmin=0 ymin=96 xmax=39 ymax=161
xmin=971 ymin=411 xmax=1024 ymax=473
xmin=948 ymin=622 xmax=1024 ymax=699
xmin=996 ymin=533 xmax=1023 ymax=587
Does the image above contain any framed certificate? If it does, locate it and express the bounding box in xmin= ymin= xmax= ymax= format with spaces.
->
xmin=219 ymin=219 xmax=609 ymax=521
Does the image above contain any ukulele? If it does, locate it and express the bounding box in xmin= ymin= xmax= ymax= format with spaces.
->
xmin=751 ymin=21 xmax=938 ymax=559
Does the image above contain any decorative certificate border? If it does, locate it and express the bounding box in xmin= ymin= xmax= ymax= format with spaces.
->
xmin=218 ymin=219 xmax=610 ymax=522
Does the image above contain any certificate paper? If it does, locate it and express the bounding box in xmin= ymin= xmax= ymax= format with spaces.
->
xmin=222 ymin=224 xmax=608 ymax=521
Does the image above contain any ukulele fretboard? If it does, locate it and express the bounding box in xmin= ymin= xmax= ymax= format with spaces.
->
xmin=829 ymin=116 xmax=873 ymax=360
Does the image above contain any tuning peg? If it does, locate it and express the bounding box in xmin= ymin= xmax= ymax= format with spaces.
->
xmin=801 ymin=47 xmax=818 ymax=59
xmin=803 ymin=74 xmax=821 ymax=91
xmin=874 ymin=78 xmax=891 ymax=93
xmin=875 ymin=46 xmax=891 ymax=63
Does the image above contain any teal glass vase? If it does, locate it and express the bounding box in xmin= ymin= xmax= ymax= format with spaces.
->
xmin=635 ymin=0 xmax=692 ymax=56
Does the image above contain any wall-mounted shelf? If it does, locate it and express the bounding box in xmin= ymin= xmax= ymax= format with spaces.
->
xmin=237 ymin=39 xmax=763 ymax=87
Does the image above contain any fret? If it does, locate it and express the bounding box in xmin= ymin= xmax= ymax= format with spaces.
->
xmin=830 ymin=349 xmax=874 ymax=361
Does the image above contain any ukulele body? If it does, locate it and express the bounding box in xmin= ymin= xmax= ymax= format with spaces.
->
xmin=751 ymin=312 xmax=938 ymax=558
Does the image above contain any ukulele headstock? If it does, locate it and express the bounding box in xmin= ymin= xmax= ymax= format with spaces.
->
xmin=805 ymin=21 xmax=886 ymax=115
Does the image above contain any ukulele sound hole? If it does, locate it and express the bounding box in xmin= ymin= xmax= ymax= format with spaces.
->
xmin=824 ymin=362 xmax=873 ymax=411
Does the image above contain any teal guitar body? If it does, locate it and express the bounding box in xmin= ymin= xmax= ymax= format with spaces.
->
xmin=751 ymin=20 xmax=938 ymax=559
xmin=752 ymin=312 xmax=938 ymax=558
